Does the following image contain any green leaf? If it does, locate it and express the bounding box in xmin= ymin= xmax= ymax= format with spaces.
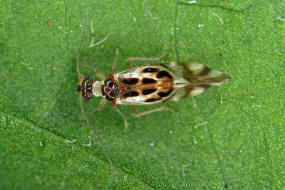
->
xmin=0 ymin=0 xmax=284 ymax=189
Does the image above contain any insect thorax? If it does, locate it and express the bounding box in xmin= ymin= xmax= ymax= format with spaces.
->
xmin=101 ymin=77 xmax=120 ymax=104
xmin=92 ymin=81 xmax=104 ymax=97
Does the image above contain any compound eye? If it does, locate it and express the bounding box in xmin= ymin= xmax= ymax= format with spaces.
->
xmin=77 ymin=85 xmax=82 ymax=92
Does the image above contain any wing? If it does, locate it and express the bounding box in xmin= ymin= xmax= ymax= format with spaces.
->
xmin=113 ymin=62 xmax=231 ymax=105
xmin=162 ymin=62 xmax=231 ymax=102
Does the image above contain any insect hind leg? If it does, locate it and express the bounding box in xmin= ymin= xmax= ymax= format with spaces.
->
xmin=89 ymin=98 xmax=107 ymax=114
xmin=130 ymin=105 xmax=175 ymax=118
xmin=125 ymin=49 xmax=169 ymax=69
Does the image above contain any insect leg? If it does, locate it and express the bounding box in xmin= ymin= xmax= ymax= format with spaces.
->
xmin=90 ymin=98 xmax=107 ymax=114
xmin=113 ymin=106 xmax=129 ymax=130
xmin=80 ymin=63 xmax=106 ymax=80
xmin=130 ymin=105 xmax=175 ymax=118
xmin=125 ymin=49 xmax=169 ymax=69
xmin=79 ymin=73 xmax=84 ymax=80
xmin=112 ymin=48 xmax=119 ymax=73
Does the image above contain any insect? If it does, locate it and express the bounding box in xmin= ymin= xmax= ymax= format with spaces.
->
xmin=78 ymin=57 xmax=231 ymax=127
xmin=75 ymin=17 xmax=231 ymax=175
xmin=77 ymin=42 xmax=231 ymax=129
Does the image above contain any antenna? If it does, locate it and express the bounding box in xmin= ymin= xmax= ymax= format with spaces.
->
xmin=76 ymin=16 xmax=117 ymax=176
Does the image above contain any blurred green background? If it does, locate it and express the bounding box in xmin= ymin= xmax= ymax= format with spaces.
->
xmin=0 ymin=0 xmax=284 ymax=189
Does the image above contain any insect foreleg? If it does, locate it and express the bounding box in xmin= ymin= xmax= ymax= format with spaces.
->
xmin=113 ymin=106 xmax=129 ymax=131
xmin=130 ymin=105 xmax=175 ymax=118
xmin=90 ymin=98 xmax=107 ymax=114
xmin=125 ymin=49 xmax=169 ymax=69
xmin=80 ymin=63 xmax=106 ymax=80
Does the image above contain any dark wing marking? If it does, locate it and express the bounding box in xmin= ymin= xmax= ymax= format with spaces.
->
xmin=114 ymin=62 xmax=230 ymax=104
xmin=162 ymin=62 xmax=231 ymax=101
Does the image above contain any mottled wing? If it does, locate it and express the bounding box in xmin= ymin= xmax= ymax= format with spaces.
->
xmin=162 ymin=62 xmax=231 ymax=102
xmin=114 ymin=64 xmax=175 ymax=105
xmin=113 ymin=62 xmax=231 ymax=105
